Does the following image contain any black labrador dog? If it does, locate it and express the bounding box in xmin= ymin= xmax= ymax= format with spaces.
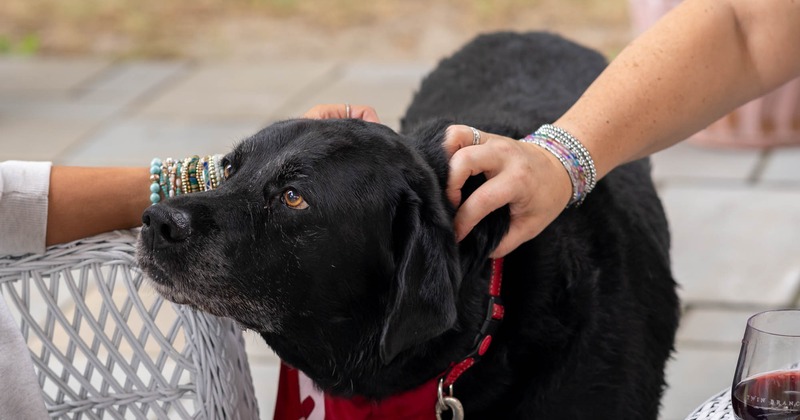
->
xmin=138 ymin=32 xmax=679 ymax=419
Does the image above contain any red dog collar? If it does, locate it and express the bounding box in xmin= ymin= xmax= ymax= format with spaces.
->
xmin=436 ymin=258 xmax=504 ymax=418
xmin=442 ymin=258 xmax=504 ymax=388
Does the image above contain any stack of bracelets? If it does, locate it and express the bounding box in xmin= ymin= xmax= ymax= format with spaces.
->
xmin=149 ymin=154 xmax=225 ymax=205
xmin=521 ymin=124 xmax=597 ymax=207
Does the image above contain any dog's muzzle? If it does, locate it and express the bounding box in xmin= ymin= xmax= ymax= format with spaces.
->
xmin=141 ymin=204 xmax=193 ymax=249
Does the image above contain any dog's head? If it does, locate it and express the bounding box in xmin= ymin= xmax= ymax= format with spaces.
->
xmin=138 ymin=119 xmax=496 ymax=386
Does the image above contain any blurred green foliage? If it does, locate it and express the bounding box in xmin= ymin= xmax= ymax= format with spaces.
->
xmin=0 ymin=34 xmax=41 ymax=55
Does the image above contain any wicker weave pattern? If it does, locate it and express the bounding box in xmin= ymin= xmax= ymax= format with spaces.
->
xmin=0 ymin=230 xmax=259 ymax=419
xmin=684 ymin=388 xmax=733 ymax=420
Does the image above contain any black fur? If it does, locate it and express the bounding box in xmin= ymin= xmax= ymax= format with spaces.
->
xmin=137 ymin=32 xmax=679 ymax=419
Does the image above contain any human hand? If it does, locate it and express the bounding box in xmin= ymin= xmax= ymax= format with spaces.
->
xmin=302 ymin=104 xmax=381 ymax=123
xmin=444 ymin=125 xmax=573 ymax=258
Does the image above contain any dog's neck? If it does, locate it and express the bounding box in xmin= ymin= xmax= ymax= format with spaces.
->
xmin=260 ymin=260 xmax=499 ymax=401
xmin=275 ymin=259 xmax=500 ymax=400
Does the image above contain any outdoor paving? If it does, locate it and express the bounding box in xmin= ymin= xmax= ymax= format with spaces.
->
xmin=1 ymin=55 xmax=799 ymax=420
xmin=652 ymin=143 xmax=800 ymax=419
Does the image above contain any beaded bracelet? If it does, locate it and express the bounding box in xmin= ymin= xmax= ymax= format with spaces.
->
xmin=536 ymin=124 xmax=597 ymax=193
xmin=149 ymin=154 xmax=225 ymax=205
xmin=520 ymin=124 xmax=596 ymax=207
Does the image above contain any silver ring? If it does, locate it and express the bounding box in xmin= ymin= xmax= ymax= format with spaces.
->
xmin=470 ymin=127 xmax=481 ymax=146
xmin=345 ymin=103 xmax=351 ymax=119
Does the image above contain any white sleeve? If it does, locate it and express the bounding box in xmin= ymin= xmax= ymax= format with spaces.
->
xmin=0 ymin=161 xmax=52 ymax=256
xmin=0 ymin=160 xmax=53 ymax=416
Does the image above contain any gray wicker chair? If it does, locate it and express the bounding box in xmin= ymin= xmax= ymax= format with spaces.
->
xmin=684 ymin=388 xmax=732 ymax=420
xmin=0 ymin=230 xmax=259 ymax=419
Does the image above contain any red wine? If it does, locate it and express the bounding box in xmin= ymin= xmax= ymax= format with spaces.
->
xmin=733 ymin=370 xmax=800 ymax=420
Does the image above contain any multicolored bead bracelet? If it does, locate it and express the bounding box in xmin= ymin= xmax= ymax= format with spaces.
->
xmin=149 ymin=154 xmax=225 ymax=205
xmin=520 ymin=124 xmax=596 ymax=207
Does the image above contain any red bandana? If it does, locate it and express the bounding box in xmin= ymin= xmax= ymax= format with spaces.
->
xmin=274 ymin=364 xmax=439 ymax=420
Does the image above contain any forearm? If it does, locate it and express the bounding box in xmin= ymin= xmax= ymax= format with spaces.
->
xmin=46 ymin=166 xmax=150 ymax=246
xmin=556 ymin=0 xmax=800 ymax=179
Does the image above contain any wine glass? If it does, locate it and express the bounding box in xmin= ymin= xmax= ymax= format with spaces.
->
xmin=732 ymin=309 xmax=800 ymax=420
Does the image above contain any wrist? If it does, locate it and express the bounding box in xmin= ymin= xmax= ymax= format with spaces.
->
xmin=521 ymin=124 xmax=597 ymax=207
xmin=554 ymin=100 xmax=633 ymax=181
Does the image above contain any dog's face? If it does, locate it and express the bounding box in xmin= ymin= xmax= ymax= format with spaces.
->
xmin=137 ymin=119 xmax=462 ymax=377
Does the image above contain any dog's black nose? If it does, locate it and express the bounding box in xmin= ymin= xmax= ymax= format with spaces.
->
xmin=142 ymin=205 xmax=192 ymax=245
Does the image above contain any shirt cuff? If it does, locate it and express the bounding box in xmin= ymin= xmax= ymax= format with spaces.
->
xmin=0 ymin=161 xmax=52 ymax=256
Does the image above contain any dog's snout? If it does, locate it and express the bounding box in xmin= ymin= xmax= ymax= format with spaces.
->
xmin=142 ymin=205 xmax=192 ymax=245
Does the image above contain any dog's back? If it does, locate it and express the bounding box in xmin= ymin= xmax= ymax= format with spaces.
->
xmin=402 ymin=32 xmax=607 ymax=138
xmin=402 ymin=32 xmax=679 ymax=418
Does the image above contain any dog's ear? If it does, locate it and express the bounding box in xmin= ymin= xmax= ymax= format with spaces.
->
xmin=379 ymin=189 xmax=460 ymax=365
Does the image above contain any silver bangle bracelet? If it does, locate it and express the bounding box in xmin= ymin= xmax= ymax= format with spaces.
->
xmin=536 ymin=124 xmax=597 ymax=194
xmin=522 ymin=136 xmax=582 ymax=205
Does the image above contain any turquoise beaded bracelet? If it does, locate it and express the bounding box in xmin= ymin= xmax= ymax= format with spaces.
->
xmin=149 ymin=158 xmax=163 ymax=205
xmin=149 ymin=154 xmax=224 ymax=205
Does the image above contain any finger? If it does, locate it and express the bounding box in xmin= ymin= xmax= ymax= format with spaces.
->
xmin=445 ymin=140 xmax=507 ymax=207
xmin=453 ymin=174 xmax=516 ymax=242
xmin=301 ymin=104 xmax=340 ymax=119
xmin=302 ymin=104 xmax=382 ymax=122
xmin=442 ymin=125 xmax=465 ymax=157
xmin=442 ymin=124 xmax=487 ymax=158
xmin=350 ymin=105 xmax=381 ymax=123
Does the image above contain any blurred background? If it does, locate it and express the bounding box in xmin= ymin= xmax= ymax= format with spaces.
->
xmin=0 ymin=0 xmax=629 ymax=60
xmin=2 ymin=1 xmax=799 ymax=419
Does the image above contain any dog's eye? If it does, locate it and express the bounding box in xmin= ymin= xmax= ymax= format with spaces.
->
xmin=223 ymin=164 xmax=233 ymax=179
xmin=281 ymin=189 xmax=309 ymax=209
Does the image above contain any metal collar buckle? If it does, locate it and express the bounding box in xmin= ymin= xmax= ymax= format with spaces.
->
xmin=436 ymin=378 xmax=464 ymax=420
